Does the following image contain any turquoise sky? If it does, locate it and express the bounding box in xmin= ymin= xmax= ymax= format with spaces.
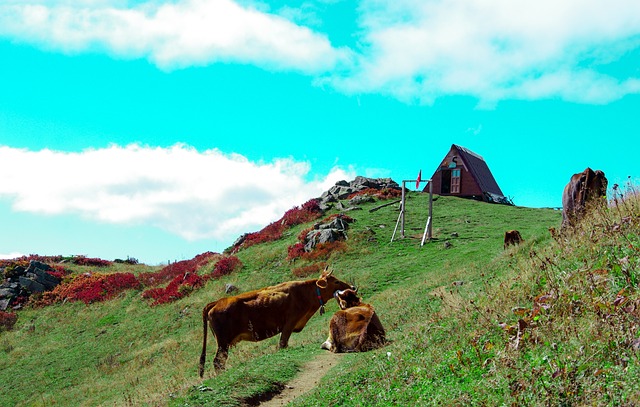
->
xmin=0 ymin=0 xmax=639 ymax=264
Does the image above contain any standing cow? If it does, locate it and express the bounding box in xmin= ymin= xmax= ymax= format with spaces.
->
xmin=321 ymin=289 xmax=386 ymax=353
xmin=199 ymin=267 xmax=354 ymax=376
xmin=562 ymin=168 xmax=608 ymax=229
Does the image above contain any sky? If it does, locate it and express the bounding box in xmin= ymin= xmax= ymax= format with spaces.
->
xmin=0 ymin=0 xmax=639 ymax=264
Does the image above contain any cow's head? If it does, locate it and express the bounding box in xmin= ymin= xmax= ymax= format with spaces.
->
xmin=334 ymin=289 xmax=362 ymax=310
xmin=316 ymin=266 xmax=354 ymax=294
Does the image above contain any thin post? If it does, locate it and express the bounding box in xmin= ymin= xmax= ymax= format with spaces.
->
xmin=421 ymin=179 xmax=433 ymax=246
xmin=391 ymin=210 xmax=402 ymax=242
xmin=428 ymin=179 xmax=433 ymax=238
xmin=401 ymin=181 xmax=406 ymax=238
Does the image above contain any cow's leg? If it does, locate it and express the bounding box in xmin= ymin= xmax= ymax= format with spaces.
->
xmin=278 ymin=328 xmax=293 ymax=349
xmin=213 ymin=345 xmax=229 ymax=371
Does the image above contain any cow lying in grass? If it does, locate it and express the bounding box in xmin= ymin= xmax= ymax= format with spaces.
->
xmin=199 ymin=267 xmax=354 ymax=376
xmin=321 ymin=289 xmax=386 ymax=353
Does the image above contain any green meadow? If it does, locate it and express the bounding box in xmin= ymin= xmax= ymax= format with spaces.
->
xmin=2 ymin=191 xmax=639 ymax=406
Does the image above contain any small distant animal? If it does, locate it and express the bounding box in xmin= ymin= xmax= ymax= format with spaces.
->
xmin=504 ymin=230 xmax=523 ymax=249
xmin=562 ymin=167 xmax=608 ymax=229
xmin=321 ymin=289 xmax=386 ymax=353
xmin=199 ymin=267 xmax=354 ymax=376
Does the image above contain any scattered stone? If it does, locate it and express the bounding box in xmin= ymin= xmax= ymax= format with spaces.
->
xmin=225 ymin=284 xmax=239 ymax=294
xmin=443 ymin=241 xmax=453 ymax=249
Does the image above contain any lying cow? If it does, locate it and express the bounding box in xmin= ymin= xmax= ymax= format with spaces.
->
xmin=199 ymin=267 xmax=354 ymax=376
xmin=321 ymin=289 xmax=386 ymax=353
xmin=503 ymin=230 xmax=523 ymax=249
xmin=562 ymin=167 xmax=608 ymax=229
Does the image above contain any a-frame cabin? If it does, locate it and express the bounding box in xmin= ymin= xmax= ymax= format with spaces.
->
xmin=424 ymin=144 xmax=511 ymax=204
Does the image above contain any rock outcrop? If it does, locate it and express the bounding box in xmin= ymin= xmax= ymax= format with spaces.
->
xmin=0 ymin=260 xmax=61 ymax=310
xmin=318 ymin=176 xmax=400 ymax=211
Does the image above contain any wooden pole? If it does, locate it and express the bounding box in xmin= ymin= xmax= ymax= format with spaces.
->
xmin=421 ymin=180 xmax=433 ymax=246
xmin=391 ymin=178 xmax=432 ymax=244
xmin=401 ymin=181 xmax=406 ymax=238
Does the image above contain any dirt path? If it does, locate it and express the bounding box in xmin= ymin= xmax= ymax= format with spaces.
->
xmin=259 ymin=352 xmax=343 ymax=406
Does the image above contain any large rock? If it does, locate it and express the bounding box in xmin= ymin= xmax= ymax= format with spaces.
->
xmin=0 ymin=260 xmax=61 ymax=306
xmin=302 ymin=215 xmax=355 ymax=252
xmin=304 ymin=229 xmax=346 ymax=252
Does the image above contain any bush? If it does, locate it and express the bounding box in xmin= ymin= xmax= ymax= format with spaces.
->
xmin=0 ymin=311 xmax=17 ymax=332
xmin=141 ymin=254 xmax=242 ymax=306
xmin=35 ymin=272 xmax=141 ymax=306
xmin=142 ymin=272 xmax=205 ymax=306
xmin=138 ymin=252 xmax=218 ymax=287
xmin=291 ymin=262 xmax=327 ymax=278
xmin=347 ymin=187 xmax=401 ymax=200
xmin=211 ymin=256 xmax=242 ymax=278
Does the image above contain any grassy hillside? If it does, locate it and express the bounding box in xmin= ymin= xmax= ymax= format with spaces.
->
xmin=1 ymin=191 xmax=638 ymax=406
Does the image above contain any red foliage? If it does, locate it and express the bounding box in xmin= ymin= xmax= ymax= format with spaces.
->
xmin=303 ymin=241 xmax=347 ymax=260
xmin=71 ymin=256 xmax=112 ymax=267
xmin=233 ymin=199 xmax=323 ymax=252
xmin=141 ymin=254 xmax=242 ymax=306
xmin=141 ymin=271 xmax=205 ymax=306
xmin=347 ymin=187 xmax=401 ymax=200
xmin=287 ymin=241 xmax=347 ymax=261
xmin=138 ymin=252 xmax=219 ymax=287
xmin=287 ymin=243 xmax=306 ymax=261
xmin=291 ymin=262 xmax=327 ymax=278
xmin=211 ymin=256 xmax=242 ymax=278
xmin=0 ymin=311 xmax=18 ymax=331
xmin=35 ymin=272 xmax=141 ymax=306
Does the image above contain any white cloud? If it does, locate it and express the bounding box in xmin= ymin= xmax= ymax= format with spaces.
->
xmin=0 ymin=144 xmax=354 ymax=241
xmin=0 ymin=252 xmax=25 ymax=260
xmin=336 ymin=0 xmax=640 ymax=104
xmin=0 ymin=0 xmax=350 ymax=72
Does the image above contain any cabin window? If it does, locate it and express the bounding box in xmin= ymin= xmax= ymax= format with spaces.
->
xmin=451 ymin=169 xmax=461 ymax=193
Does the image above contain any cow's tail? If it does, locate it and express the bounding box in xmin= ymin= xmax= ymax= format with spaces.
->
xmin=199 ymin=301 xmax=217 ymax=378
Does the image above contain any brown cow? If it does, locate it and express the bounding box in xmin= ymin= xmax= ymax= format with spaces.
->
xmin=321 ymin=289 xmax=386 ymax=353
xmin=199 ymin=267 xmax=353 ymax=376
xmin=562 ymin=168 xmax=608 ymax=229
xmin=503 ymin=230 xmax=523 ymax=249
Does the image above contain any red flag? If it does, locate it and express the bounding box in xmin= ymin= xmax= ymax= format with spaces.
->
xmin=416 ymin=170 xmax=422 ymax=189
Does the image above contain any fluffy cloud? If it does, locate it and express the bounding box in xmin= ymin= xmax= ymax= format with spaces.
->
xmin=0 ymin=144 xmax=353 ymax=241
xmin=337 ymin=0 xmax=640 ymax=104
xmin=1 ymin=0 xmax=639 ymax=103
xmin=0 ymin=0 xmax=350 ymax=72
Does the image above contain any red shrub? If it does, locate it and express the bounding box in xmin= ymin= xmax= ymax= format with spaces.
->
xmin=347 ymin=187 xmax=401 ymax=200
xmin=138 ymin=252 xmax=219 ymax=287
xmin=211 ymin=256 xmax=242 ymax=278
xmin=291 ymin=262 xmax=327 ymax=278
xmin=142 ymin=272 xmax=206 ymax=306
xmin=0 ymin=311 xmax=17 ymax=332
xmin=71 ymin=256 xmax=112 ymax=267
xmin=287 ymin=243 xmax=306 ymax=261
xmin=302 ymin=241 xmax=347 ymax=260
xmin=36 ymin=272 xmax=141 ymax=306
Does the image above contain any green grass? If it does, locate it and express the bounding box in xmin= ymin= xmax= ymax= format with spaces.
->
xmin=2 ymin=191 xmax=639 ymax=406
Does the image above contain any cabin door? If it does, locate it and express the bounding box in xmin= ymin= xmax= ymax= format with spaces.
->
xmin=441 ymin=169 xmax=451 ymax=193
